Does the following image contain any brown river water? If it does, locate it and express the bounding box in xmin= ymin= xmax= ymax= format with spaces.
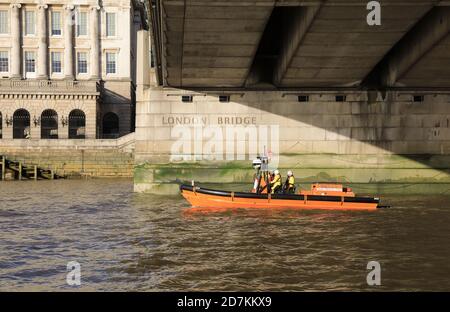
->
xmin=0 ymin=179 xmax=449 ymax=291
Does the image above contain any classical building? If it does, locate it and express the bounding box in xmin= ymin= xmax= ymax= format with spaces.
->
xmin=0 ymin=0 xmax=146 ymax=140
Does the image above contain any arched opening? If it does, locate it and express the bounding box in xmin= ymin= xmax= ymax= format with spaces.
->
xmin=69 ymin=110 xmax=86 ymax=139
xmin=41 ymin=109 xmax=58 ymax=139
xmin=13 ymin=109 xmax=30 ymax=139
xmin=102 ymin=112 xmax=119 ymax=139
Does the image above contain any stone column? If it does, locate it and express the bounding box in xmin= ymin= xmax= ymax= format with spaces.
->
xmin=64 ymin=5 xmax=74 ymax=79
xmin=37 ymin=4 xmax=48 ymax=79
xmin=10 ymin=4 xmax=22 ymax=79
xmin=90 ymin=6 xmax=100 ymax=79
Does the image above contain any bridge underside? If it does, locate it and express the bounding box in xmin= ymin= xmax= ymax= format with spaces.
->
xmin=152 ymin=0 xmax=450 ymax=90
xmin=137 ymin=1 xmax=450 ymax=194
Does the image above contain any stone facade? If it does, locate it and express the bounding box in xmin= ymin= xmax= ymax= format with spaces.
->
xmin=0 ymin=133 xmax=135 ymax=177
xmin=0 ymin=0 xmax=146 ymax=140
xmin=134 ymin=82 xmax=450 ymax=194
xmin=131 ymin=30 xmax=450 ymax=194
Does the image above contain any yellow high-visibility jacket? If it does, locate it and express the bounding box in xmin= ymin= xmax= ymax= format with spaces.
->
xmin=287 ymin=176 xmax=295 ymax=188
xmin=271 ymin=174 xmax=282 ymax=193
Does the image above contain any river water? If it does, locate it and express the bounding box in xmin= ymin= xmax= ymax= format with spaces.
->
xmin=1 ymin=179 xmax=449 ymax=291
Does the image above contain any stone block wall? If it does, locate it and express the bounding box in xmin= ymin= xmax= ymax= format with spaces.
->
xmin=134 ymin=87 xmax=450 ymax=194
xmin=0 ymin=134 xmax=135 ymax=178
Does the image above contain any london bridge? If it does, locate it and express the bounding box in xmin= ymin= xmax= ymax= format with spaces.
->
xmin=135 ymin=0 xmax=450 ymax=194
xmin=1 ymin=0 xmax=450 ymax=295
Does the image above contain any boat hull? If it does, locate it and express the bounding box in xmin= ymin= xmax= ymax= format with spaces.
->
xmin=180 ymin=185 xmax=380 ymax=211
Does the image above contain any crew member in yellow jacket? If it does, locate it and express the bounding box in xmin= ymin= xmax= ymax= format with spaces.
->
xmin=270 ymin=170 xmax=282 ymax=194
xmin=284 ymin=171 xmax=296 ymax=194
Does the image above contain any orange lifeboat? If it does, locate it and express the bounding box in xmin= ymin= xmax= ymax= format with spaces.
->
xmin=180 ymin=183 xmax=381 ymax=211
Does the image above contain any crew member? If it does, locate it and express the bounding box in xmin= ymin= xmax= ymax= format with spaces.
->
xmin=284 ymin=171 xmax=296 ymax=194
xmin=270 ymin=170 xmax=282 ymax=194
xmin=252 ymin=158 xmax=262 ymax=193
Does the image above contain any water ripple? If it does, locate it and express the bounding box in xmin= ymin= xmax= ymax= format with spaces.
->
xmin=1 ymin=180 xmax=450 ymax=291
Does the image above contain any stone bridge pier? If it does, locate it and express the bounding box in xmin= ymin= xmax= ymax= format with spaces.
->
xmin=134 ymin=1 xmax=450 ymax=194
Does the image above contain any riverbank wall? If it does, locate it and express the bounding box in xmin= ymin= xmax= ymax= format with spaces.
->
xmin=0 ymin=133 xmax=135 ymax=178
xmin=134 ymin=87 xmax=450 ymax=194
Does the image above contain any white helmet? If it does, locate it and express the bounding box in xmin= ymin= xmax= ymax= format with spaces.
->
xmin=287 ymin=170 xmax=293 ymax=176
xmin=252 ymin=158 xmax=262 ymax=169
xmin=274 ymin=170 xmax=280 ymax=175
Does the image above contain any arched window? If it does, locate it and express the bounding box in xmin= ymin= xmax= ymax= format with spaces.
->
xmin=102 ymin=112 xmax=119 ymax=139
xmin=0 ymin=112 xmax=2 ymax=139
xmin=68 ymin=110 xmax=86 ymax=139
xmin=13 ymin=109 xmax=30 ymax=139
xmin=41 ymin=109 xmax=58 ymax=139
